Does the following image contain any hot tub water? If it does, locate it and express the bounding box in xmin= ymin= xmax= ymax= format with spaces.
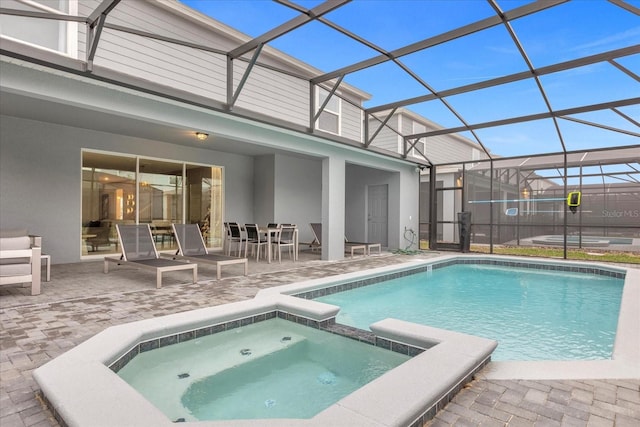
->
xmin=117 ymin=318 xmax=409 ymax=421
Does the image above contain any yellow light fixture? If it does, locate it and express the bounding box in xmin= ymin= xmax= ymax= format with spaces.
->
xmin=195 ymin=132 xmax=208 ymax=141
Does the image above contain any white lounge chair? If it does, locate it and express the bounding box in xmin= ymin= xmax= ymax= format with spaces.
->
xmin=169 ymin=224 xmax=248 ymax=280
xmin=310 ymin=222 xmax=381 ymax=257
xmin=309 ymin=222 xmax=322 ymax=251
xmin=104 ymin=224 xmax=197 ymax=289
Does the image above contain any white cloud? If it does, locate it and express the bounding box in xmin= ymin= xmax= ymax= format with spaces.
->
xmin=570 ymin=27 xmax=640 ymax=52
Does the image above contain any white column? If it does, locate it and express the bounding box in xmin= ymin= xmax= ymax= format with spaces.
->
xmin=322 ymin=156 xmax=345 ymax=261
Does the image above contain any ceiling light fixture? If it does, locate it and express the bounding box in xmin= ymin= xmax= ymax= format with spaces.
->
xmin=195 ymin=132 xmax=208 ymax=141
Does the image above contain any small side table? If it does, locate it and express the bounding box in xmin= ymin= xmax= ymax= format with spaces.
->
xmin=367 ymin=243 xmax=382 ymax=256
xmin=41 ymin=254 xmax=51 ymax=282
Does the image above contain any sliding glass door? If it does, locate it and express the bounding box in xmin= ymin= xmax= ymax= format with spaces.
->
xmin=82 ymin=151 xmax=223 ymax=255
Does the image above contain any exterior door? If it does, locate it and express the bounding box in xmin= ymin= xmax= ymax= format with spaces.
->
xmin=367 ymin=184 xmax=388 ymax=246
xmin=436 ymin=187 xmax=462 ymax=245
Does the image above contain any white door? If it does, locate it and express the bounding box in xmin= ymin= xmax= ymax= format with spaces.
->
xmin=367 ymin=184 xmax=388 ymax=246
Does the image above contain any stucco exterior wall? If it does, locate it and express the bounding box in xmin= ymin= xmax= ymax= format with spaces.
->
xmin=0 ymin=115 xmax=255 ymax=264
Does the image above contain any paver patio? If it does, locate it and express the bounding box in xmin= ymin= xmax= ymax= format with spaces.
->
xmin=1 ymin=251 xmax=638 ymax=426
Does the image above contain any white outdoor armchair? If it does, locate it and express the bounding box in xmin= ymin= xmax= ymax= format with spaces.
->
xmin=0 ymin=229 xmax=41 ymax=295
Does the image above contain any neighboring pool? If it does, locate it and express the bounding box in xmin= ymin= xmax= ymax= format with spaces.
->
xmin=116 ymin=318 xmax=410 ymax=422
xmin=314 ymin=263 xmax=625 ymax=361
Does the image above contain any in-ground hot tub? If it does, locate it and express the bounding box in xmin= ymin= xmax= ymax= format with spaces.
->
xmin=116 ymin=318 xmax=412 ymax=422
xmin=34 ymin=292 xmax=497 ymax=427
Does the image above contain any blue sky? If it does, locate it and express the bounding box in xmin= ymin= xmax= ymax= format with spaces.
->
xmin=181 ymin=0 xmax=639 ymax=158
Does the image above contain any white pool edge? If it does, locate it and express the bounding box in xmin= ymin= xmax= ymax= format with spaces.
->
xmin=479 ymin=260 xmax=640 ymax=380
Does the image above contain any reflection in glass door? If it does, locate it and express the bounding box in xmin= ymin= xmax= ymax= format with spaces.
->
xmin=81 ymin=153 xmax=136 ymax=255
xmin=186 ymin=165 xmax=223 ymax=248
xmin=139 ymin=159 xmax=183 ymax=250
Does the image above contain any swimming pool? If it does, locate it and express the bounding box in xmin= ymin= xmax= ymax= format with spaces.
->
xmin=258 ymin=254 xmax=638 ymax=380
xmin=314 ymin=263 xmax=624 ymax=361
xmin=117 ymin=318 xmax=410 ymax=421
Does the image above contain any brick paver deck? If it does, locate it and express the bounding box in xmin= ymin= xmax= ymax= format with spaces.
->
xmin=1 ymin=252 xmax=638 ymax=426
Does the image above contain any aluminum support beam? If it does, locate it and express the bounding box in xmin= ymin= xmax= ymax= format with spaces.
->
xmin=312 ymin=0 xmax=567 ymax=84
xmin=366 ymin=108 xmax=397 ymax=148
xmin=559 ymin=116 xmax=640 ymax=138
xmin=86 ymin=0 xmax=121 ymax=71
xmin=608 ymin=0 xmax=640 ymax=15
xmin=228 ymin=43 xmax=264 ymax=109
xmin=489 ymin=0 xmax=567 ymax=152
xmin=312 ymin=75 xmax=345 ymax=124
xmin=228 ymin=0 xmax=350 ymax=59
xmin=367 ymin=45 xmax=639 ymax=115
xmin=408 ymin=97 xmax=640 ymax=140
xmin=87 ymin=0 xmax=120 ymax=25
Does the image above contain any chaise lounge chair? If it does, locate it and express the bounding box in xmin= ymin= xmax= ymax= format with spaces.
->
xmin=309 ymin=222 xmax=382 ymax=257
xmin=345 ymin=238 xmax=382 ymax=257
xmin=104 ymin=224 xmax=197 ymax=289
xmin=169 ymin=224 xmax=248 ymax=280
xmin=309 ymin=223 xmax=322 ymax=251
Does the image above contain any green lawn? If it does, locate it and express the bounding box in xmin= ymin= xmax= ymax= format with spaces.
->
xmin=471 ymin=245 xmax=640 ymax=264
xmin=418 ymin=240 xmax=639 ymax=264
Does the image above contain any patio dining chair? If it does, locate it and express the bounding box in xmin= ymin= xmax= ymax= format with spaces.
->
xmin=244 ymin=224 xmax=268 ymax=261
xmin=104 ymin=224 xmax=197 ymax=289
xmin=226 ymin=222 xmax=245 ymax=257
xmin=273 ymin=225 xmax=297 ymax=263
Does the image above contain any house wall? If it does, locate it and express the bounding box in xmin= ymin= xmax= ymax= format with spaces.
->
xmin=0 ymin=113 xmax=417 ymax=263
xmin=0 ymin=115 xmax=254 ymax=264
xmin=74 ymin=0 xmax=360 ymax=137
xmin=427 ymin=135 xmax=484 ymax=164
xmin=345 ymin=163 xmax=417 ymax=249
xmin=253 ymin=155 xmax=275 ymax=225
xmin=341 ymin=100 xmax=364 ymax=143
xmin=274 ymin=154 xmax=322 ymax=244
xmin=0 ymin=0 xmax=428 ymax=264
xmin=368 ymin=114 xmax=400 ymax=152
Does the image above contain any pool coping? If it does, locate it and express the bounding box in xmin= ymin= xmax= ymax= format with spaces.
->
xmin=257 ymin=254 xmax=640 ymax=381
xmin=33 ymin=285 xmax=497 ymax=427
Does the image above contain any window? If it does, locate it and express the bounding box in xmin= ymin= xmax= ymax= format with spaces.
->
xmin=316 ymin=87 xmax=341 ymax=135
xmin=0 ymin=0 xmax=77 ymax=57
xmin=81 ymin=151 xmax=223 ymax=256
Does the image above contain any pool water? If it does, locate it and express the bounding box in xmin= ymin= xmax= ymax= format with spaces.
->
xmin=315 ymin=264 xmax=624 ymax=361
xmin=117 ymin=318 xmax=409 ymax=422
